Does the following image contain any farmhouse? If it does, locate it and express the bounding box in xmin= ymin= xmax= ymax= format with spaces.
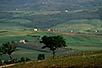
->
xmin=70 ymin=30 xmax=73 ymax=33
xmin=33 ymin=28 xmax=38 ymax=31
xmin=48 ymin=29 xmax=51 ymax=31
xmin=19 ymin=40 xmax=26 ymax=44
xmin=47 ymin=29 xmax=55 ymax=32
xmin=65 ymin=10 xmax=68 ymax=12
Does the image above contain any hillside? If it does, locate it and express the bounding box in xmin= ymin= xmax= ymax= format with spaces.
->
xmin=0 ymin=7 xmax=102 ymax=30
xmin=51 ymin=19 xmax=102 ymax=33
xmin=0 ymin=0 xmax=102 ymax=11
xmin=7 ymin=51 xmax=102 ymax=68
xmin=0 ymin=0 xmax=102 ymax=32
xmin=0 ymin=30 xmax=102 ymax=68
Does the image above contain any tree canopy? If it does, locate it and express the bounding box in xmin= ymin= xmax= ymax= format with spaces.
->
xmin=40 ymin=35 xmax=67 ymax=58
xmin=0 ymin=41 xmax=16 ymax=60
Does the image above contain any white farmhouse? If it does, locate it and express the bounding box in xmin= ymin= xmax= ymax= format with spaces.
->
xmin=33 ymin=28 xmax=38 ymax=31
xmin=19 ymin=40 xmax=26 ymax=44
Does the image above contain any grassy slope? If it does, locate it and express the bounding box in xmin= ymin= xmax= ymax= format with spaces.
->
xmin=0 ymin=6 xmax=101 ymax=29
xmin=8 ymin=52 xmax=102 ymax=68
xmin=0 ymin=30 xmax=102 ymax=48
xmin=51 ymin=19 xmax=102 ymax=33
xmin=0 ymin=30 xmax=102 ymax=60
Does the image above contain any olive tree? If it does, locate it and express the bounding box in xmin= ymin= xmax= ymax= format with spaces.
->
xmin=0 ymin=41 xmax=16 ymax=60
xmin=40 ymin=35 xmax=66 ymax=59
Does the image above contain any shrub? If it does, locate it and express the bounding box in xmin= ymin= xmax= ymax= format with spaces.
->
xmin=26 ymin=57 xmax=31 ymax=61
xmin=10 ymin=58 xmax=18 ymax=63
xmin=4 ymin=60 xmax=10 ymax=64
xmin=20 ymin=57 xmax=26 ymax=62
xmin=37 ymin=54 xmax=45 ymax=60
xmin=0 ymin=59 xmax=3 ymax=66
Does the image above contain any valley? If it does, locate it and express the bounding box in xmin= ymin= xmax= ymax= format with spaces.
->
xmin=0 ymin=0 xmax=102 ymax=67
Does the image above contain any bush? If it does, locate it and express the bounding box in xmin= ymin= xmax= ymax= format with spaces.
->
xmin=37 ymin=54 xmax=45 ymax=60
xmin=1 ymin=57 xmax=31 ymax=65
xmin=20 ymin=57 xmax=26 ymax=62
xmin=4 ymin=60 xmax=10 ymax=64
xmin=0 ymin=59 xmax=3 ymax=66
xmin=26 ymin=57 xmax=31 ymax=61
xmin=10 ymin=58 xmax=18 ymax=63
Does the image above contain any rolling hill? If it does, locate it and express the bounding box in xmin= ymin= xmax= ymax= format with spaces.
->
xmin=0 ymin=0 xmax=102 ymax=32
xmin=0 ymin=0 xmax=102 ymax=11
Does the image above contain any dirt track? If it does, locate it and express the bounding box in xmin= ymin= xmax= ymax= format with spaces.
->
xmin=0 ymin=64 xmax=14 ymax=68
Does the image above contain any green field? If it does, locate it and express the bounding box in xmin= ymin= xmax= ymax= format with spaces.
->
xmin=0 ymin=7 xmax=101 ymax=30
xmin=0 ymin=30 xmax=102 ymax=60
xmin=0 ymin=1 xmax=102 ymax=67
xmin=51 ymin=19 xmax=102 ymax=33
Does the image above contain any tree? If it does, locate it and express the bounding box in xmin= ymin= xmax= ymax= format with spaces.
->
xmin=0 ymin=41 xmax=16 ymax=60
xmin=40 ymin=35 xmax=66 ymax=59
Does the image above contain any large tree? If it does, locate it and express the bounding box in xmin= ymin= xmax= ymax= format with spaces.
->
xmin=40 ymin=35 xmax=67 ymax=59
xmin=0 ymin=41 xmax=16 ymax=60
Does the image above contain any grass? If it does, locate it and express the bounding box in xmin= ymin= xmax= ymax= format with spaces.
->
xmin=0 ymin=47 xmax=47 ymax=60
xmin=68 ymin=46 xmax=102 ymax=51
xmin=0 ymin=8 xmax=102 ymax=30
xmin=0 ymin=30 xmax=102 ymax=61
xmin=51 ymin=19 xmax=102 ymax=33
xmin=7 ymin=51 xmax=102 ymax=68
xmin=0 ymin=47 xmax=39 ymax=60
xmin=0 ymin=29 xmax=34 ymax=37
xmin=0 ymin=30 xmax=102 ymax=47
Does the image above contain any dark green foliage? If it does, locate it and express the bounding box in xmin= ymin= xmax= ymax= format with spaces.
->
xmin=19 ymin=57 xmax=31 ymax=62
xmin=3 ymin=59 xmax=18 ymax=64
xmin=10 ymin=58 xmax=18 ymax=63
xmin=4 ymin=60 xmax=10 ymax=64
xmin=1 ymin=57 xmax=31 ymax=65
xmin=20 ymin=57 xmax=26 ymax=62
xmin=37 ymin=54 xmax=45 ymax=60
xmin=0 ymin=41 xmax=17 ymax=60
xmin=25 ymin=57 xmax=31 ymax=61
xmin=41 ymin=35 xmax=67 ymax=58
xmin=0 ymin=59 xmax=3 ymax=66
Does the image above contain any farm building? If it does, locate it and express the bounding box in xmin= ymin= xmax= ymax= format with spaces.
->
xmin=33 ymin=28 xmax=38 ymax=31
xmin=19 ymin=40 xmax=26 ymax=44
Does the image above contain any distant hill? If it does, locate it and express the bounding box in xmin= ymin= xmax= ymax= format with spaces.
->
xmin=0 ymin=0 xmax=102 ymax=31
xmin=0 ymin=0 xmax=102 ymax=11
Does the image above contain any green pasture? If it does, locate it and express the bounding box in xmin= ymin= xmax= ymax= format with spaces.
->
xmin=0 ymin=30 xmax=34 ymax=37
xmin=0 ymin=47 xmax=49 ymax=60
xmin=0 ymin=30 xmax=102 ymax=60
xmin=51 ymin=19 xmax=102 ymax=33
xmin=0 ymin=30 xmax=102 ymax=47
xmin=0 ymin=10 xmax=102 ymax=32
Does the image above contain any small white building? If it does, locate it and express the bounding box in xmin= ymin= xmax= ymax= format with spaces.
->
xmin=48 ymin=29 xmax=51 ymax=31
xmin=47 ymin=29 xmax=54 ymax=32
xmin=70 ymin=30 xmax=73 ymax=33
xmin=95 ymin=30 xmax=97 ymax=32
xmin=33 ymin=28 xmax=38 ymax=31
xmin=19 ymin=40 xmax=26 ymax=44
xmin=65 ymin=10 xmax=68 ymax=13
